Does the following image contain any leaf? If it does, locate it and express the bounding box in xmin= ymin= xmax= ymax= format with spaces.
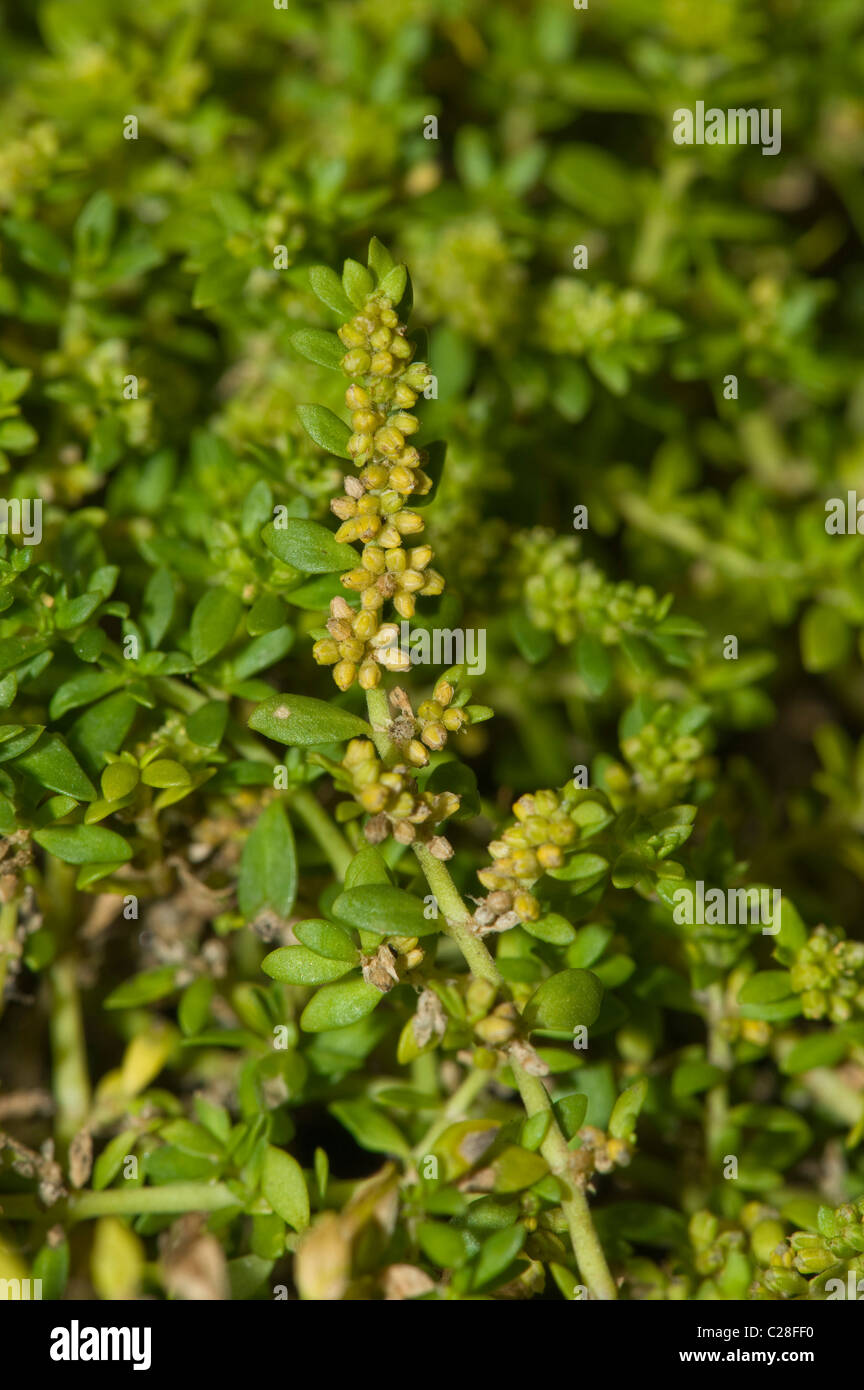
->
xmin=576 ymin=632 xmax=612 ymax=697
xmin=307 ymin=264 xmax=356 ymax=318
xmin=231 ymin=626 xmax=294 ymax=680
xmin=344 ymin=846 xmax=392 ymax=888
xmin=238 ymin=800 xmax=297 ymax=922
xmin=332 ymin=883 xmax=437 ymax=938
xmin=186 ymin=700 xmax=229 ymax=748
xmin=140 ymin=758 xmax=190 ymax=788
xmin=296 ymin=404 xmax=352 ymax=459
xmin=417 ymin=1221 xmax=470 ymax=1269
xmin=294 ymin=919 xmax=358 ymax=963
xmin=50 ymin=669 xmax=126 ymax=720
xmin=342 ymin=258 xmax=374 ymax=306
xmin=262 ymin=947 xmax=354 ymax=985
xmin=189 ymin=588 xmax=243 ymax=665
xmin=262 ymin=519 xmax=356 ymax=574
xmin=379 ymin=264 xmax=407 ymax=303
xmin=104 ymin=966 xmax=179 ymax=1009
xmin=92 ymin=1130 xmax=139 ymax=1191
xmin=547 ymin=144 xmax=637 ymax=223
xmin=289 ymin=328 xmax=344 ymax=370
xmin=738 ymin=971 xmax=793 ymax=1006
xmin=801 ymin=604 xmax=851 ymax=674
xmin=555 ymin=1093 xmax=589 ymax=1140
xmin=33 ymin=823 xmax=132 ymax=865
xmin=524 ymin=969 xmax=604 ymax=1034
xmin=472 ymin=1224 xmax=526 ymax=1290
xmin=261 ymin=1145 xmax=309 ymax=1232
xmin=15 ymin=734 xmax=97 ymax=800
xmin=608 ymin=1078 xmax=648 ymax=1141
xmin=178 ymin=977 xmax=214 ymax=1036
xmin=329 ymin=1098 xmax=410 ymax=1157
xmin=141 ymin=568 xmax=175 ymax=649
xmin=299 ymin=978 xmax=383 ymax=1032
xmin=781 ymin=1033 xmax=848 ymax=1075
xmin=672 ymin=1061 xmax=724 ymax=1100
xmin=367 ymin=237 xmax=394 ymax=278
xmin=249 ymin=693 xmax=371 ymax=747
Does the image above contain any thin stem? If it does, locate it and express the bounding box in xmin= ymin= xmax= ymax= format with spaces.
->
xmin=705 ymin=982 xmax=732 ymax=1166
xmin=412 ymin=1067 xmax=490 ymax=1160
xmin=0 ymin=897 xmax=19 ymax=1023
xmin=410 ymin=847 xmax=617 ymax=1299
xmin=291 ymin=785 xmax=353 ymax=880
xmin=50 ymin=954 xmax=91 ymax=1152
xmin=0 ymin=1182 xmax=240 ymax=1224
xmin=512 ymin=1062 xmax=617 ymax=1301
xmin=412 ymin=842 xmax=502 ymax=986
xmin=365 ymin=685 xmax=394 ymax=760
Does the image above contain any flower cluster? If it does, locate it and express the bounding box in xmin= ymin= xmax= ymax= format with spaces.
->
xmin=336 ymin=738 xmax=459 ymax=853
xmin=312 ymin=292 xmax=444 ymax=692
xmin=513 ymin=530 xmax=670 ymax=647
xmin=477 ymin=786 xmax=583 ymax=922
xmin=789 ymin=925 xmax=864 ymax=1023
xmin=385 ymin=674 xmax=487 ymax=768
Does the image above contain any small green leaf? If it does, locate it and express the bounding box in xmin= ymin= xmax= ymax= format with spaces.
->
xmin=262 ymin=946 xmax=354 ymax=985
xmin=417 ymin=1221 xmax=471 ymax=1269
xmin=472 ymin=1224 xmax=526 ymax=1290
xmin=16 ymin=734 xmax=97 ymax=801
xmin=262 ymin=519 xmax=356 ymax=574
xmin=576 ymin=632 xmax=612 ymax=697
xmin=367 ymin=236 xmax=394 ymax=278
xmin=296 ymin=404 xmax=352 ymax=459
xmin=332 ymin=883 xmax=436 ymax=938
xmin=307 ymin=264 xmax=355 ymax=318
xmin=238 ymin=800 xmax=297 ymax=922
xmin=555 ymin=1093 xmax=589 ymax=1140
xmin=249 ymin=693 xmax=370 ymax=747
xmin=179 ymin=976 xmax=215 ymax=1036
xmin=104 ymin=966 xmax=179 ymax=1009
xmin=608 ymin=1078 xmax=648 ymax=1141
xmin=140 ymin=759 xmax=190 ymax=788
xmin=186 ymin=700 xmax=229 ymax=748
xmin=33 ymin=823 xmax=132 ymax=865
xmin=342 ymin=258 xmax=374 ymax=306
xmin=379 ymin=264 xmax=407 ymax=303
xmin=738 ymin=971 xmax=793 ymax=1006
xmin=190 ymin=588 xmax=243 ymax=665
xmin=329 ymin=1098 xmax=410 ymax=1157
xmin=261 ymin=1145 xmax=309 ymax=1232
xmin=299 ymin=978 xmax=383 ymax=1032
xmin=293 ymin=919 xmax=358 ymax=963
xmin=289 ymin=328 xmax=345 ymax=370
xmin=524 ymin=969 xmax=604 ymax=1034
xmin=672 ymin=1061 xmax=724 ymax=1100
xmin=781 ymin=1033 xmax=848 ymax=1075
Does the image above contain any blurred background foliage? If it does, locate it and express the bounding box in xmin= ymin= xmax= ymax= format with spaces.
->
xmin=3 ymin=0 xmax=864 ymax=920
xmin=2 ymin=0 xmax=864 ymax=1300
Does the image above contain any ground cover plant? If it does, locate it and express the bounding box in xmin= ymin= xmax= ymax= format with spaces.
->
xmin=1 ymin=0 xmax=864 ymax=1302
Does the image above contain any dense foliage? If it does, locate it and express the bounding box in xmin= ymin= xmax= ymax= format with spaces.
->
xmin=1 ymin=0 xmax=864 ymax=1302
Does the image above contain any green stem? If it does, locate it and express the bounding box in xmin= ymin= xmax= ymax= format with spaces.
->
xmin=0 ymin=897 xmax=19 ymax=1022
xmin=412 ymin=842 xmax=502 ymax=986
xmin=50 ymin=953 xmax=91 ymax=1152
xmin=291 ymin=786 xmax=353 ymax=880
xmin=513 ymin=1062 xmax=617 ymax=1300
xmin=365 ymin=685 xmax=394 ymax=760
xmin=410 ymin=848 xmax=617 ymax=1299
xmin=412 ymin=1067 xmax=490 ymax=1159
xmin=0 ymin=1182 xmax=240 ymax=1224
xmin=705 ymin=982 xmax=732 ymax=1166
